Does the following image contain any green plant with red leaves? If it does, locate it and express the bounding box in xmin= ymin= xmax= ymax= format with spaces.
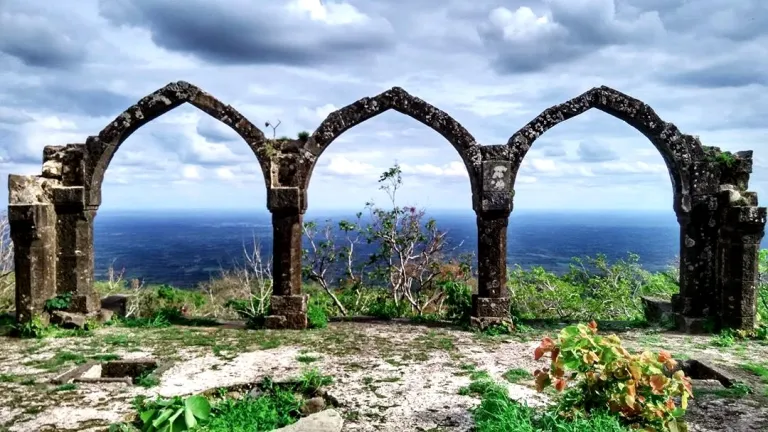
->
xmin=533 ymin=322 xmax=693 ymax=432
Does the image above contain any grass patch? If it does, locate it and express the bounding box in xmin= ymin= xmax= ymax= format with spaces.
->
xmin=136 ymin=371 xmax=160 ymax=388
xmin=296 ymin=354 xmax=320 ymax=364
xmin=473 ymin=384 xmax=630 ymax=432
xmin=502 ymin=368 xmax=532 ymax=383
xmin=90 ymin=353 xmax=120 ymax=362
xmin=202 ymin=387 xmax=302 ymax=431
xmin=0 ymin=373 xmax=17 ymax=383
xmin=258 ymin=338 xmax=282 ymax=350
xmin=32 ymin=351 xmax=87 ymax=371
xmin=694 ymin=381 xmax=752 ymax=398
xmin=51 ymin=383 xmax=78 ymax=392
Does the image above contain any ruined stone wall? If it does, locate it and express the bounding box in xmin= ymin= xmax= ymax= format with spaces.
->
xmin=6 ymin=81 xmax=766 ymax=332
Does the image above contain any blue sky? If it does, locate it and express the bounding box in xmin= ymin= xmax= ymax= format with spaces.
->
xmin=0 ymin=0 xmax=766 ymax=212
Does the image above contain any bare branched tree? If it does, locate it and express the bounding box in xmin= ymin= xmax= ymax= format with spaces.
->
xmin=200 ymin=233 xmax=273 ymax=319
xmin=302 ymin=220 xmax=348 ymax=316
xmin=364 ymin=164 xmax=457 ymax=315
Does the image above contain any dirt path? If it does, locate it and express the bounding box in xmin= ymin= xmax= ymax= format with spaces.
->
xmin=0 ymin=321 xmax=767 ymax=431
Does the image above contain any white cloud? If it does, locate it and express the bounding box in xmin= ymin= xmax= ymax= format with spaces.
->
xmin=181 ymin=165 xmax=202 ymax=180
xmin=0 ymin=0 xmax=765 ymax=212
xmin=287 ymin=0 xmax=371 ymax=26
xmin=324 ymin=156 xmax=377 ymax=176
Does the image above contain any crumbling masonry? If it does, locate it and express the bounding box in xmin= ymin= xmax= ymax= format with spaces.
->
xmin=7 ymin=81 xmax=766 ymax=332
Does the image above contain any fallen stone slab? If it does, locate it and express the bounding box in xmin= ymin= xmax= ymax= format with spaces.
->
xmin=101 ymin=295 xmax=128 ymax=318
xmin=273 ymin=409 xmax=343 ymax=432
xmin=50 ymin=311 xmax=87 ymax=329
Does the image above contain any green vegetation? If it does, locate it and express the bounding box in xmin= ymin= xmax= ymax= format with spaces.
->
xmin=464 ymin=367 xmax=630 ymax=432
xmin=1 ymin=166 xmax=768 ymax=431
xmin=112 ymin=369 xmax=333 ymax=432
xmin=502 ymin=368 xmax=532 ymax=383
xmin=533 ymin=322 xmax=692 ymax=431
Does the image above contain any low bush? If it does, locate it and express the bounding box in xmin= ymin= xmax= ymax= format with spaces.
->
xmin=112 ymin=369 xmax=333 ymax=432
xmin=533 ymin=322 xmax=692 ymax=432
xmin=508 ymin=253 xmax=679 ymax=322
xmin=306 ymin=301 xmax=328 ymax=329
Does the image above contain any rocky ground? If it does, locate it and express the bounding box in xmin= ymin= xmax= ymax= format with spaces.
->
xmin=0 ymin=320 xmax=767 ymax=431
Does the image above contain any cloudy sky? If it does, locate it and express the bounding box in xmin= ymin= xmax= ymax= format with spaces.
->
xmin=0 ymin=0 xmax=766 ymax=213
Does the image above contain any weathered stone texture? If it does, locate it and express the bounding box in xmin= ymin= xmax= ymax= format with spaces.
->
xmin=271 ymin=212 xmax=304 ymax=297
xmin=8 ymin=204 xmax=57 ymax=322
xmin=472 ymin=296 xmax=510 ymax=317
xmin=6 ymin=82 xmax=766 ymax=334
xmin=475 ymin=213 xmax=510 ymax=299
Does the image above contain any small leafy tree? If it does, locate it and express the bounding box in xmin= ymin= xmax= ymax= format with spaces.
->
xmin=362 ymin=164 xmax=452 ymax=315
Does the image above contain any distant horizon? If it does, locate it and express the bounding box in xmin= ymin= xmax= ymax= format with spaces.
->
xmin=96 ymin=207 xmax=676 ymax=215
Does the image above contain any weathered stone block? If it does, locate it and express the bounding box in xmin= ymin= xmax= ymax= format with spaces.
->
xmin=469 ymin=316 xmax=514 ymax=331
xmin=641 ymin=296 xmax=674 ymax=323
xmin=268 ymin=187 xmax=302 ymax=212
xmin=50 ymin=311 xmax=87 ymax=329
xmin=98 ymin=309 xmax=115 ymax=324
xmin=9 ymin=204 xmax=57 ymax=323
xmin=721 ymin=314 xmax=756 ymax=330
xmin=51 ymin=187 xmax=85 ymax=206
xmin=721 ymin=280 xmax=757 ymax=317
xmin=472 ymin=295 xmax=510 ymax=318
xmin=101 ymin=295 xmax=128 ymax=317
xmin=264 ymin=315 xmax=287 ymax=329
xmin=480 ymin=192 xmax=512 ymax=212
xmin=265 ymin=313 xmax=308 ymax=330
xmin=675 ymin=314 xmax=709 ymax=334
xmin=69 ymin=294 xmax=100 ymax=315
xmin=270 ymin=295 xmax=308 ymax=315
xmin=482 ymin=161 xmax=512 ymax=192
xmin=476 ymin=213 xmax=510 ymax=298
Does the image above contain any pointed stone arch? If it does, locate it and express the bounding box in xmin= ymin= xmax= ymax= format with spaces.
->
xmin=85 ymin=81 xmax=270 ymax=207
xmin=300 ymin=86 xmax=483 ymax=204
xmin=507 ymin=85 xmax=705 ymax=215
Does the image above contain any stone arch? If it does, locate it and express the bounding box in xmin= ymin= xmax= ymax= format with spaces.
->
xmin=506 ymin=85 xmax=705 ymax=215
xmin=299 ymin=87 xmax=483 ymax=201
xmin=84 ymin=81 xmax=270 ymax=207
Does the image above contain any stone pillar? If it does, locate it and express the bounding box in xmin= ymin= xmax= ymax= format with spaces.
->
xmin=265 ymin=187 xmax=307 ymax=330
xmin=53 ymin=188 xmax=100 ymax=314
xmin=674 ymin=195 xmax=720 ymax=332
xmin=8 ymin=204 xmax=57 ymax=323
xmin=472 ymin=211 xmax=512 ymax=327
xmin=718 ymin=206 xmax=766 ymax=330
xmin=470 ymin=157 xmax=514 ymax=329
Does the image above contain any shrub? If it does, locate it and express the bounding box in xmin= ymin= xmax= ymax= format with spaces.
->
xmin=533 ymin=322 xmax=692 ymax=432
xmin=473 ymin=381 xmax=629 ymax=432
xmin=307 ymin=302 xmax=328 ymax=329
xmin=509 ymin=253 xmax=679 ymax=322
xmin=44 ymin=292 xmax=73 ymax=313
xmin=757 ymin=249 xmax=768 ymax=325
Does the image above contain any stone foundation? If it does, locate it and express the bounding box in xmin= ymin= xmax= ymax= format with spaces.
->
xmin=266 ymin=295 xmax=308 ymax=330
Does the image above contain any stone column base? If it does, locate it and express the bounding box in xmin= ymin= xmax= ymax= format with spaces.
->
xmin=69 ymin=293 xmax=101 ymax=315
xmin=265 ymin=295 xmax=308 ymax=330
xmin=470 ymin=295 xmax=513 ymax=330
xmin=674 ymin=314 xmax=709 ymax=334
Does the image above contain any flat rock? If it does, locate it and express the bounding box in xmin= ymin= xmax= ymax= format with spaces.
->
xmin=273 ymin=409 xmax=343 ymax=432
xmin=641 ymin=296 xmax=674 ymax=323
xmin=50 ymin=311 xmax=87 ymax=329
xmin=100 ymin=295 xmax=129 ymax=318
